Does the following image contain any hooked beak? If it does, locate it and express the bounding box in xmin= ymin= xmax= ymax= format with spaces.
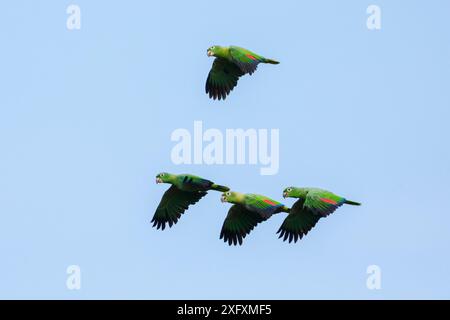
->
xmin=207 ymin=50 xmax=213 ymax=57
xmin=221 ymin=195 xmax=227 ymax=203
xmin=156 ymin=178 xmax=163 ymax=184
xmin=283 ymin=192 xmax=288 ymax=198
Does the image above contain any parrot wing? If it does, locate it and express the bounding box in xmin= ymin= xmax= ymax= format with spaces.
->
xmin=277 ymin=199 xmax=321 ymax=243
xmin=178 ymin=174 xmax=213 ymax=191
xmin=303 ymin=189 xmax=345 ymax=217
xmin=245 ymin=194 xmax=284 ymax=219
xmin=220 ymin=204 xmax=267 ymax=246
xmin=229 ymin=46 xmax=263 ymax=75
xmin=206 ymin=57 xmax=244 ymax=100
xmin=179 ymin=175 xmax=229 ymax=192
xmin=151 ymin=185 xmax=207 ymax=230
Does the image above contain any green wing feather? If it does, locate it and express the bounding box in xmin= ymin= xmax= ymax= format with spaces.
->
xmin=277 ymin=199 xmax=321 ymax=243
xmin=220 ymin=204 xmax=267 ymax=246
xmin=151 ymin=185 xmax=207 ymax=230
xmin=205 ymin=58 xmax=244 ymax=100
xmin=176 ymin=174 xmax=213 ymax=191
xmin=229 ymin=46 xmax=263 ymax=75
xmin=244 ymin=194 xmax=285 ymax=219
xmin=303 ymin=189 xmax=345 ymax=217
xmin=176 ymin=174 xmax=229 ymax=192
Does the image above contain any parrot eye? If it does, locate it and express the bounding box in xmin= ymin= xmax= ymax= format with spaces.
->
xmin=226 ymin=192 xmax=231 ymax=196
xmin=287 ymin=188 xmax=292 ymax=192
xmin=161 ymin=173 xmax=165 ymax=177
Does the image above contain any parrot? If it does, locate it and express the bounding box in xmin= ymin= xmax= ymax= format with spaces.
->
xmin=279 ymin=187 xmax=361 ymax=243
xmin=219 ymin=191 xmax=289 ymax=246
xmin=152 ymin=172 xmax=230 ymax=230
xmin=205 ymin=45 xmax=280 ymax=100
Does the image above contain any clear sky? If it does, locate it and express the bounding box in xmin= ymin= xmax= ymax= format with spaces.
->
xmin=1 ymin=0 xmax=449 ymax=299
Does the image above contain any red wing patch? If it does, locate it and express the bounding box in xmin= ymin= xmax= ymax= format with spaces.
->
xmin=245 ymin=54 xmax=257 ymax=61
xmin=320 ymin=198 xmax=338 ymax=205
xmin=263 ymin=199 xmax=277 ymax=206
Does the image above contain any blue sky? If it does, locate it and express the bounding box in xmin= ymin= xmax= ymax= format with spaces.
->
xmin=1 ymin=0 xmax=449 ymax=299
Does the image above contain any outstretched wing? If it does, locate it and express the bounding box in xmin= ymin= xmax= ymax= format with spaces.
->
xmin=206 ymin=58 xmax=244 ymax=100
xmin=151 ymin=185 xmax=207 ymax=230
xmin=220 ymin=204 xmax=267 ymax=246
xmin=245 ymin=194 xmax=284 ymax=219
xmin=229 ymin=46 xmax=263 ymax=75
xmin=304 ymin=190 xmax=345 ymax=217
xmin=277 ymin=199 xmax=321 ymax=243
xmin=178 ymin=174 xmax=213 ymax=191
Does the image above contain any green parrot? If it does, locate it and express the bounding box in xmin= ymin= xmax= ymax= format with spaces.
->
xmin=219 ymin=191 xmax=289 ymax=246
xmin=152 ymin=172 xmax=230 ymax=230
xmin=279 ymin=187 xmax=361 ymax=243
xmin=205 ymin=45 xmax=280 ymax=100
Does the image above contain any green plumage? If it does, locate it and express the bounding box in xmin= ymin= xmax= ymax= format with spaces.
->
xmin=205 ymin=45 xmax=280 ymax=100
xmin=219 ymin=205 xmax=265 ymax=246
xmin=286 ymin=187 xmax=361 ymax=217
xmin=220 ymin=191 xmax=289 ymax=246
xmin=151 ymin=172 xmax=229 ymax=230
xmin=276 ymin=199 xmax=321 ymax=243
xmin=279 ymin=187 xmax=361 ymax=243
xmin=151 ymin=173 xmax=360 ymax=245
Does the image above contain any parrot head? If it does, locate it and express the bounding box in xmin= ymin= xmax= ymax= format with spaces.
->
xmin=283 ymin=187 xmax=296 ymax=198
xmin=156 ymin=172 xmax=172 ymax=184
xmin=207 ymin=45 xmax=221 ymax=57
xmin=221 ymin=191 xmax=244 ymax=204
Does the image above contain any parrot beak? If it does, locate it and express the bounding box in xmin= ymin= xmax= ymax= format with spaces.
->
xmin=283 ymin=192 xmax=287 ymax=198
xmin=156 ymin=178 xmax=162 ymax=184
xmin=207 ymin=50 xmax=213 ymax=57
xmin=220 ymin=195 xmax=227 ymax=203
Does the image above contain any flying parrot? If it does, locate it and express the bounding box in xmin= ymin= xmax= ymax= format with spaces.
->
xmin=205 ymin=45 xmax=280 ymax=100
xmin=152 ymin=172 xmax=229 ymax=230
xmin=219 ymin=191 xmax=289 ymax=246
xmin=279 ymin=187 xmax=361 ymax=243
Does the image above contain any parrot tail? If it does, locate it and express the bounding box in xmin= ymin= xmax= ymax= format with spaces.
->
xmin=345 ymin=200 xmax=361 ymax=206
xmin=264 ymin=58 xmax=280 ymax=64
xmin=211 ymin=184 xmax=230 ymax=192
